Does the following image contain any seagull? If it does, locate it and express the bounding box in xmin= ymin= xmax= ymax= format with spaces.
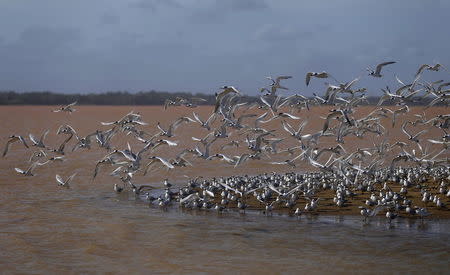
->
xmin=281 ymin=120 xmax=307 ymax=139
xmin=427 ymin=138 xmax=449 ymax=149
xmin=29 ymin=130 xmax=49 ymax=149
xmin=312 ymin=144 xmax=346 ymax=160
xmin=164 ymin=97 xmax=206 ymax=110
xmin=367 ymin=61 xmax=396 ymax=77
xmin=14 ymin=161 xmax=46 ymax=176
xmin=110 ymin=142 xmax=151 ymax=165
xmin=391 ymin=105 xmax=409 ymax=127
xmin=415 ymin=207 xmax=431 ymax=221
xmin=192 ymin=112 xmax=216 ymax=131
xmin=246 ymin=131 xmax=274 ymax=152
xmin=3 ymin=135 xmax=29 ymax=157
xmin=425 ymin=93 xmax=450 ymax=109
xmin=214 ymin=86 xmax=241 ymax=113
xmin=359 ymin=205 xmax=386 ymax=222
xmin=220 ymin=140 xmax=240 ymax=150
xmin=193 ymin=137 xmax=216 ymax=159
xmin=95 ymin=128 xmax=117 ymax=150
xmin=416 ymin=63 xmax=442 ymax=77
xmin=114 ymin=183 xmax=124 ymax=193
xmin=401 ymin=122 xmax=427 ymax=143
xmin=56 ymin=173 xmax=77 ymax=187
xmin=169 ymin=155 xmax=192 ymax=167
xmin=49 ymin=133 xmax=74 ymax=155
xmin=263 ymin=138 xmax=285 ymax=154
xmin=132 ymin=184 xmax=155 ymax=195
xmin=219 ymin=181 xmax=264 ymax=198
xmin=224 ymin=112 xmax=257 ymax=129
xmin=157 ymin=117 xmax=194 ymax=137
xmin=305 ymin=71 xmax=329 ymax=86
xmin=28 ymin=149 xmax=47 ymax=163
xmin=390 ymin=154 xmax=411 ymax=171
xmin=150 ymin=139 xmax=178 ymax=152
xmin=305 ymin=197 xmax=320 ymax=211
xmin=57 ymin=124 xmax=77 ymax=136
xmin=261 ymin=112 xmax=301 ymax=123
xmin=269 ymin=152 xmax=304 ymax=167
xmin=72 ymin=132 xmax=97 ymax=151
xmin=377 ymin=86 xmax=406 ymax=106
xmin=214 ymin=123 xmax=230 ymax=139
xmin=92 ymin=156 xmax=128 ymax=180
xmin=307 ymin=155 xmax=340 ymax=172
xmin=265 ymin=75 xmax=292 ymax=96
xmin=164 ymin=97 xmax=187 ymax=110
xmin=52 ymin=101 xmax=77 ymax=113
xmin=322 ymin=109 xmax=350 ymax=133
xmin=385 ymin=211 xmax=398 ymax=223
xmin=101 ymin=111 xmax=146 ymax=127
xmin=252 ymin=112 xmax=269 ymax=129
xmin=143 ymin=156 xmax=175 ymax=175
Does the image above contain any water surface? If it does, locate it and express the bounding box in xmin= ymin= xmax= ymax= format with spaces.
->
xmin=0 ymin=106 xmax=449 ymax=274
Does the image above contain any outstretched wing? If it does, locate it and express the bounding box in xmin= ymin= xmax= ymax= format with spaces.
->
xmin=192 ymin=112 xmax=203 ymax=124
xmin=29 ymin=134 xmax=39 ymax=145
xmin=15 ymin=167 xmax=25 ymax=174
xmin=375 ymin=61 xmax=396 ymax=75
xmin=415 ymin=64 xmax=430 ymax=77
xmin=67 ymin=101 xmax=77 ymax=107
xmin=281 ymin=120 xmax=295 ymax=136
xmin=67 ymin=173 xmax=77 ymax=184
xmin=156 ymin=157 xmax=175 ymax=169
xmin=18 ymin=136 xmax=29 ymax=148
xmin=55 ymin=174 xmax=65 ymax=185
xmin=3 ymin=140 xmax=12 ymax=157
xmin=305 ymin=72 xmax=312 ymax=86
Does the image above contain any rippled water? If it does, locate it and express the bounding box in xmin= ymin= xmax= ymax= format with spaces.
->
xmin=1 ymin=187 xmax=449 ymax=274
xmin=1 ymin=106 xmax=449 ymax=273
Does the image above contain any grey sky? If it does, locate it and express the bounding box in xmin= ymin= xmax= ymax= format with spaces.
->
xmin=0 ymin=0 xmax=449 ymax=95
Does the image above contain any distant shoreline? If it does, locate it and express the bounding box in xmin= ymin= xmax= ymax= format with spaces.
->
xmin=0 ymin=91 xmax=440 ymax=106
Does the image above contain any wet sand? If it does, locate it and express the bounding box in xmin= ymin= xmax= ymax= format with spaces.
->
xmin=188 ymin=178 xmax=449 ymax=218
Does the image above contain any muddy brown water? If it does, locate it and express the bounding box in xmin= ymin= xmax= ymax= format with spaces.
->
xmin=0 ymin=105 xmax=449 ymax=274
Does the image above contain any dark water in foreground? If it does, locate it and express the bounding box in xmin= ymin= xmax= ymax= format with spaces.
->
xmin=1 ymin=186 xmax=449 ymax=274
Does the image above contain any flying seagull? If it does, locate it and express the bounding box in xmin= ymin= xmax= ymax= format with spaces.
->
xmin=367 ymin=61 xmax=396 ymax=77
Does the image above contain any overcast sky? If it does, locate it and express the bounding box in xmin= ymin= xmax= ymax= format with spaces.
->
xmin=0 ymin=0 xmax=449 ymax=95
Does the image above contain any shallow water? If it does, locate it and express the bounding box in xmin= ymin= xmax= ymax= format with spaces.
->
xmin=1 ymin=187 xmax=449 ymax=274
xmin=0 ymin=106 xmax=449 ymax=274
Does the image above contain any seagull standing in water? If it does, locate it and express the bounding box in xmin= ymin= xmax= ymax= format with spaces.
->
xmin=359 ymin=205 xmax=386 ymax=222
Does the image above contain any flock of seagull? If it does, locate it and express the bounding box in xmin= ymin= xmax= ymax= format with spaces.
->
xmin=3 ymin=61 xmax=450 ymax=223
